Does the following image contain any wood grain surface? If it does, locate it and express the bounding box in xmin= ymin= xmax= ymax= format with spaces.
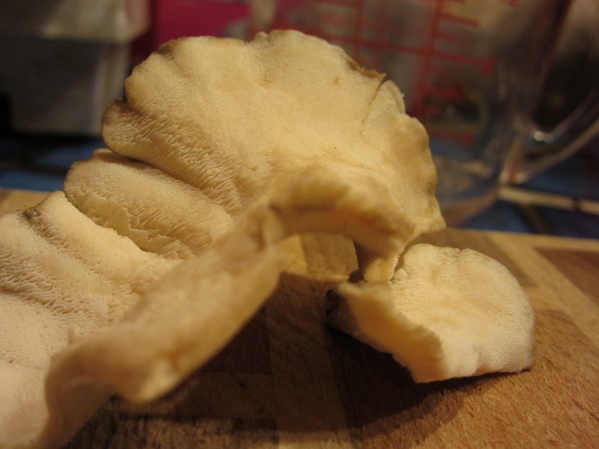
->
xmin=2 ymin=188 xmax=598 ymax=449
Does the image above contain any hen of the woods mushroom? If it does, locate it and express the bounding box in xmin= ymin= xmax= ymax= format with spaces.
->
xmin=0 ymin=31 xmax=535 ymax=449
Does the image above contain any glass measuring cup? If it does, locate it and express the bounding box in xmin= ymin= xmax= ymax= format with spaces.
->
xmin=247 ymin=0 xmax=599 ymax=225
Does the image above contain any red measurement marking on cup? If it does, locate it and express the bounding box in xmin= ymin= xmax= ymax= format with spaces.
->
xmin=410 ymin=0 xmax=495 ymax=145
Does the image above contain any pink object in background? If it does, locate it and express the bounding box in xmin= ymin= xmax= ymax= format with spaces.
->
xmin=133 ymin=0 xmax=248 ymax=61
xmin=157 ymin=0 xmax=248 ymax=43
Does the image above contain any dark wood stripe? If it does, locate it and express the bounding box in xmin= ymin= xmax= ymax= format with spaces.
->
xmin=536 ymin=247 xmax=599 ymax=305
xmin=66 ymin=412 xmax=277 ymax=449
xmin=0 ymin=189 xmax=10 ymax=209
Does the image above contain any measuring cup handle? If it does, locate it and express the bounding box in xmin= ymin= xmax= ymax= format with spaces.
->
xmin=508 ymin=86 xmax=599 ymax=184
xmin=509 ymin=0 xmax=599 ymax=185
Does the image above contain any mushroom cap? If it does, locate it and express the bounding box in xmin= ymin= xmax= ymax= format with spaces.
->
xmin=328 ymin=244 xmax=536 ymax=382
xmin=101 ymin=30 xmax=444 ymax=236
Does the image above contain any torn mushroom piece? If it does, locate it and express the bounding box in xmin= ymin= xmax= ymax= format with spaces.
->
xmin=35 ymin=167 xmax=414 ymax=449
xmin=327 ymin=244 xmax=536 ymax=382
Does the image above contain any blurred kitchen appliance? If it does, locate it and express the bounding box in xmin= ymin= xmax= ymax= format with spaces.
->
xmin=0 ymin=0 xmax=150 ymax=135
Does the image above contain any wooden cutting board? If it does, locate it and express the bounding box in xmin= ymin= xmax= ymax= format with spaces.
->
xmin=2 ymin=188 xmax=598 ymax=449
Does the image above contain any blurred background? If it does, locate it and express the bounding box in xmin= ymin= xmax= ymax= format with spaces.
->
xmin=1 ymin=0 xmax=598 ymax=239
